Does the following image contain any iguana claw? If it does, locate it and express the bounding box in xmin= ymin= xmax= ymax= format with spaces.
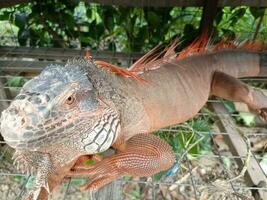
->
xmin=23 ymin=187 xmax=41 ymax=200
xmin=32 ymin=188 xmax=41 ymax=200
xmin=22 ymin=176 xmax=50 ymax=200
xmin=43 ymin=181 xmax=50 ymax=193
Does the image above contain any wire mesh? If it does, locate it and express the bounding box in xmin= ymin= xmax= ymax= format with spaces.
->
xmin=0 ymin=3 xmax=267 ymax=200
xmin=1 ymin=47 xmax=267 ymax=200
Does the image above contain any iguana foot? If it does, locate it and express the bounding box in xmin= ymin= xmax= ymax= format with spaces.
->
xmin=80 ymin=174 xmax=118 ymax=191
xmin=259 ymin=108 xmax=267 ymax=121
xmin=68 ymin=159 xmax=119 ymax=191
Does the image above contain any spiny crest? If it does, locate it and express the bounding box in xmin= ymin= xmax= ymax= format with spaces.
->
xmin=65 ymin=56 xmax=96 ymax=75
xmin=177 ymin=34 xmax=267 ymax=59
xmin=59 ymin=38 xmax=266 ymax=83
xmin=129 ymin=34 xmax=267 ymax=73
xmin=94 ymin=60 xmax=146 ymax=82
xmin=66 ymin=56 xmax=146 ymax=82
xmin=129 ymin=39 xmax=180 ymax=73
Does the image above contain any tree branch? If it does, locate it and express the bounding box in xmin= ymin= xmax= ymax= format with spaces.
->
xmin=38 ymin=13 xmax=66 ymax=48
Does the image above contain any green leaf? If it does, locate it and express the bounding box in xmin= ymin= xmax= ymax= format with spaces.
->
xmin=7 ymin=77 xmax=26 ymax=87
xmin=222 ymin=157 xmax=232 ymax=169
xmin=0 ymin=11 xmax=10 ymax=20
xmin=153 ymin=170 xmax=167 ymax=181
xmin=223 ymin=101 xmax=236 ymax=113
xmin=239 ymin=112 xmax=255 ymax=127
xmin=84 ymin=159 xmax=96 ymax=165
xmin=70 ymin=178 xmax=87 ymax=185
xmin=229 ymin=8 xmax=246 ymax=26
xmin=131 ymin=184 xmax=140 ymax=198
xmin=122 ymin=176 xmax=132 ymax=181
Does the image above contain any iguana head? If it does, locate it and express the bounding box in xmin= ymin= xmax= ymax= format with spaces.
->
xmin=0 ymin=59 xmax=120 ymax=153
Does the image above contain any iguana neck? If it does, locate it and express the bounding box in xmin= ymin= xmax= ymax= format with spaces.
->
xmin=86 ymin=63 xmax=151 ymax=138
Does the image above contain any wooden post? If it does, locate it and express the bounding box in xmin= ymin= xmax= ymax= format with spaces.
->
xmin=91 ymin=180 xmax=122 ymax=200
xmin=199 ymin=0 xmax=219 ymax=34
xmin=209 ymin=102 xmax=267 ymax=200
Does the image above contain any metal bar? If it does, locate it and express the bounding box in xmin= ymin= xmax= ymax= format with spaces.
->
xmin=209 ymin=131 xmax=238 ymax=194
xmin=0 ymin=60 xmax=61 ymax=73
xmin=123 ymin=179 xmax=267 ymax=190
xmin=1 ymin=171 xmax=267 ymax=191
xmin=0 ymin=46 xmax=142 ymax=61
xmin=185 ymin=155 xmax=199 ymax=199
xmin=1 ymin=75 xmax=267 ymax=82
xmin=62 ymin=179 xmax=72 ymax=200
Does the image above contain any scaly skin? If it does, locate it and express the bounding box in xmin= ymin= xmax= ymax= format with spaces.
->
xmin=1 ymin=50 xmax=267 ymax=199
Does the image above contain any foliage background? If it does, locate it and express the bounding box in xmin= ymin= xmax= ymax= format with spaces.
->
xmin=0 ymin=1 xmax=266 ymax=52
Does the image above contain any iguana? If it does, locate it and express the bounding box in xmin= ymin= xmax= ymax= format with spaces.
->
xmin=1 ymin=37 xmax=267 ymax=199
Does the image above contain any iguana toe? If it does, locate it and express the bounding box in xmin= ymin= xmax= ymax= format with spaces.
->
xmin=259 ymin=108 xmax=267 ymax=121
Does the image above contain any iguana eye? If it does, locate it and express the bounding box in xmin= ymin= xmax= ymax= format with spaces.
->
xmin=65 ymin=95 xmax=75 ymax=105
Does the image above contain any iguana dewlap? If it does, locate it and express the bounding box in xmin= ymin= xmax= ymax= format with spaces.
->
xmin=1 ymin=42 xmax=267 ymax=199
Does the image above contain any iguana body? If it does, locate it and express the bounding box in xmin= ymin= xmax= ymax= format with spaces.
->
xmin=1 ymin=39 xmax=267 ymax=198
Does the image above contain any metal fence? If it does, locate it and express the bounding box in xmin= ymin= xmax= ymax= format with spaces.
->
xmin=0 ymin=46 xmax=267 ymax=200
xmin=0 ymin=3 xmax=267 ymax=199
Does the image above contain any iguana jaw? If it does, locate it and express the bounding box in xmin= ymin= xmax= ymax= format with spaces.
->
xmin=0 ymin=95 xmax=99 ymax=150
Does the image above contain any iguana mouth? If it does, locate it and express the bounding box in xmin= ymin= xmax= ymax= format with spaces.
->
xmin=1 ymin=117 xmax=80 ymax=150
xmin=0 ymin=101 xmax=95 ymax=150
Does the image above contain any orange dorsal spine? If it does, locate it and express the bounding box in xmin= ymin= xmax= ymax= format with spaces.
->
xmin=89 ymin=34 xmax=266 ymax=81
xmin=94 ymin=60 xmax=146 ymax=82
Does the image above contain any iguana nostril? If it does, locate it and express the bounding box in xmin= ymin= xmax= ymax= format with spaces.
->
xmin=15 ymin=94 xmax=27 ymax=100
xmin=21 ymin=118 xmax=26 ymax=125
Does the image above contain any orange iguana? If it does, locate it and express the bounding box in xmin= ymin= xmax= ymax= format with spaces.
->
xmin=1 ymin=36 xmax=267 ymax=199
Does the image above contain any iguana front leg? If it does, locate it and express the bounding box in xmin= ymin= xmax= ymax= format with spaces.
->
xmin=23 ymin=155 xmax=99 ymax=200
xmin=211 ymin=71 xmax=267 ymax=120
xmin=13 ymin=151 xmax=54 ymax=200
xmin=68 ymin=133 xmax=176 ymax=191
